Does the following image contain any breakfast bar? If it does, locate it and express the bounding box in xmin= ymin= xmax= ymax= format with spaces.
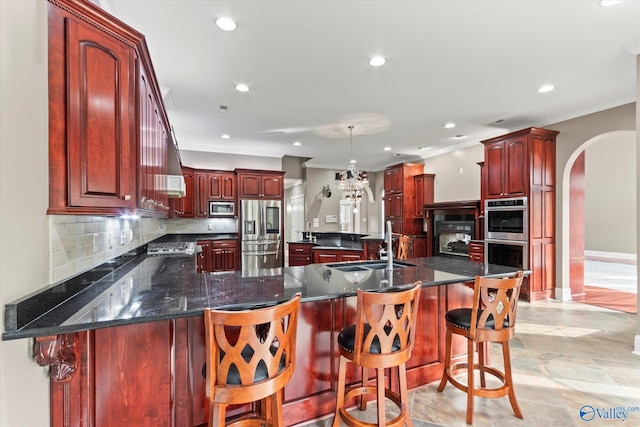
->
xmin=3 ymin=244 xmax=523 ymax=427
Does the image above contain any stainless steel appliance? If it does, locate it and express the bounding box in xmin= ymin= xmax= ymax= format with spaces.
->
xmin=484 ymin=197 xmax=527 ymax=241
xmin=485 ymin=239 xmax=528 ymax=269
xmin=241 ymin=199 xmax=282 ymax=270
xmin=484 ymin=197 xmax=528 ymax=269
xmin=209 ymin=200 xmax=235 ymax=216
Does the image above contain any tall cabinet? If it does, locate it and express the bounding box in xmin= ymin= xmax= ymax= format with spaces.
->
xmin=383 ymin=163 xmax=426 ymax=235
xmin=481 ymin=127 xmax=558 ymax=301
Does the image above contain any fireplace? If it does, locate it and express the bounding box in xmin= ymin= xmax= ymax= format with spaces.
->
xmin=423 ymin=200 xmax=481 ymax=258
xmin=435 ymin=220 xmax=475 ymax=257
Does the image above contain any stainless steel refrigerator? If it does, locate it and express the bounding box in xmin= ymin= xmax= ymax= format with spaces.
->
xmin=240 ymin=199 xmax=283 ymax=270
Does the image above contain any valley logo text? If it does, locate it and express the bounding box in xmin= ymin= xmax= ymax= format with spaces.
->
xmin=579 ymin=405 xmax=640 ymax=422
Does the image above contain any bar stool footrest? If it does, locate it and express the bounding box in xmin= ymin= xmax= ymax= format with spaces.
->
xmin=337 ymin=386 xmax=408 ymax=427
xmin=445 ymin=361 xmax=510 ymax=398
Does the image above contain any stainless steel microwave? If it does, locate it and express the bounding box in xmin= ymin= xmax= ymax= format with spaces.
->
xmin=209 ymin=201 xmax=235 ymax=216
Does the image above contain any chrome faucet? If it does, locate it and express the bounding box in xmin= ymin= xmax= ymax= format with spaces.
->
xmin=306 ymin=221 xmax=314 ymax=242
xmin=386 ymin=220 xmax=393 ymax=270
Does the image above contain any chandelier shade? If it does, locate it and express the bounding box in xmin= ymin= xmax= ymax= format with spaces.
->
xmin=335 ymin=125 xmax=370 ymax=201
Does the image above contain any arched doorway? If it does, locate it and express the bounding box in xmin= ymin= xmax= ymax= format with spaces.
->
xmin=562 ymin=130 xmax=637 ymax=313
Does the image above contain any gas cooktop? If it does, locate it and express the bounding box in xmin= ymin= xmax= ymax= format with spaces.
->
xmin=147 ymin=241 xmax=196 ymax=256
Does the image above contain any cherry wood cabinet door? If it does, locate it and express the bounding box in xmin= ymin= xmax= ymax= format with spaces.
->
xmin=208 ymin=173 xmax=235 ymax=200
xmin=194 ymin=172 xmax=209 ymax=217
xmin=237 ymin=174 xmax=262 ymax=198
xmin=384 ymin=166 xmax=403 ymax=194
xmin=484 ymin=140 xmax=506 ymax=199
xmin=504 ymin=136 xmax=527 ymax=197
xmin=262 ymin=175 xmax=284 ymax=199
xmin=171 ymin=169 xmax=194 ymax=218
xmin=66 ymin=18 xmax=135 ymax=209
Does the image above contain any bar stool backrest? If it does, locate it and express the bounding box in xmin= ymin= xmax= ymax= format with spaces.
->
xmin=471 ymin=271 xmax=524 ymax=342
xmin=353 ymin=283 xmax=421 ymax=368
xmin=204 ymin=294 xmax=301 ymax=405
xmin=397 ymin=235 xmax=410 ymax=260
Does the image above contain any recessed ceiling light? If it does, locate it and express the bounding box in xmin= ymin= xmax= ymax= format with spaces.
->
xmin=369 ymin=56 xmax=386 ymax=67
xmin=221 ymin=134 xmax=230 ymax=139
xmin=444 ymin=122 xmax=456 ymax=129
xmin=350 ymin=159 xmax=357 ymax=164
xmin=538 ymin=84 xmax=555 ymax=93
xmin=383 ymin=146 xmax=392 ymax=151
xmin=293 ymin=141 xmax=301 ymax=146
xmin=215 ymin=17 xmax=237 ymax=31
xmin=235 ymin=83 xmax=249 ymax=92
xmin=600 ymin=1 xmax=622 ymax=6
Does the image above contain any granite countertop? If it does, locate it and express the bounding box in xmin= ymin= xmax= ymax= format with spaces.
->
xmin=3 ymin=248 xmax=525 ymax=341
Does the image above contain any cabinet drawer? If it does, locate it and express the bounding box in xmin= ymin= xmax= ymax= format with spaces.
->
xmin=212 ymin=239 xmax=238 ymax=249
xmin=289 ymin=243 xmax=312 ymax=255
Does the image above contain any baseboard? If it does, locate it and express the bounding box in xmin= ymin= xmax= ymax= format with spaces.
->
xmin=584 ymin=250 xmax=637 ymax=265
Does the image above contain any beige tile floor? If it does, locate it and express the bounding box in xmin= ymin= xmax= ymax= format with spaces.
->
xmin=297 ymin=300 xmax=640 ymax=426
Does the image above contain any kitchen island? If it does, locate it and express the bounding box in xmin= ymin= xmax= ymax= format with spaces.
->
xmin=3 ymin=244 xmax=523 ymax=427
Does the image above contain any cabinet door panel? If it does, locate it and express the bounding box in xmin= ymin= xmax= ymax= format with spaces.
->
xmin=238 ymin=174 xmax=262 ymax=198
xmin=262 ymin=176 xmax=283 ymax=198
xmin=67 ymin=19 xmax=134 ymax=208
xmin=484 ymin=142 xmax=505 ymax=198
xmin=194 ymin=172 xmax=209 ymax=217
xmin=505 ymin=137 xmax=527 ymax=196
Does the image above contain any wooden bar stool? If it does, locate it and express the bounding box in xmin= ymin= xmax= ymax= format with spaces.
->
xmin=437 ymin=272 xmax=524 ymax=424
xmin=333 ymin=282 xmax=422 ymax=427
xmin=397 ymin=235 xmax=410 ymax=260
xmin=203 ymin=293 xmax=301 ymax=427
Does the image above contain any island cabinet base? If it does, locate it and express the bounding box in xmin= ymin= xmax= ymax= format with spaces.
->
xmin=37 ymin=283 xmax=474 ymax=426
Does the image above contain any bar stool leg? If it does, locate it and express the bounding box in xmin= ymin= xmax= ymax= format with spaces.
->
xmin=399 ymin=363 xmax=413 ymax=427
xmin=478 ymin=341 xmax=487 ymax=388
xmin=210 ymin=402 xmax=226 ymax=427
xmin=376 ymin=367 xmax=385 ymax=426
xmin=333 ymin=356 xmax=348 ymax=427
xmin=437 ymin=328 xmax=453 ymax=392
xmin=360 ymin=367 xmax=368 ymax=410
xmin=503 ymin=341 xmax=523 ymax=419
xmin=466 ymin=338 xmax=475 ymax=425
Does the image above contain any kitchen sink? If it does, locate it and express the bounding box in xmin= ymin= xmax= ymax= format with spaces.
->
xmin=326 ymin=260 xmax=416 ymax=272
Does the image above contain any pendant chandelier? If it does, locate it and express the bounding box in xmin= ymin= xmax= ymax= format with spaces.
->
xmin=334 ymin=125 xmax=369 ymax=201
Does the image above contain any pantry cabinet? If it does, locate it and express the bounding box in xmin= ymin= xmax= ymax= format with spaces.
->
xmin=481 ymin=127 xmax=559 ymax=301
xmin=382 ymin=163 xmax=426 ymax=235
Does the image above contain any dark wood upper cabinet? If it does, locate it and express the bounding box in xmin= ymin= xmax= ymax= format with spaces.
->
xmin=172 ymin=168 xmax=194 ymax=218
xmin=483 ymin=136 xmax=528 ymax=199
xmin=236 ymin=169 xmax=284 ymax=200
xmin=48 ymin=0 xmax=176 ymax=217
xmin=208 ymin=172 xmax=235 ymax=200
xmin=54 ymin=15 xmax=136 ymax=212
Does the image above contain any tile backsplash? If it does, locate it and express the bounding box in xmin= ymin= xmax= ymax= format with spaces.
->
xmin=49 ymin=215 xmax=166 ymax=284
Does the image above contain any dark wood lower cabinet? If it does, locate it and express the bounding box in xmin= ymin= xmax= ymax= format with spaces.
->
xmin=37 ymin=283 xmax=474 ymax=426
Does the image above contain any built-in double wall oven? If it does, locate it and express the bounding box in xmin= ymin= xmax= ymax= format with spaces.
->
xmin=484 ymin=197 xmax=528 ymax=269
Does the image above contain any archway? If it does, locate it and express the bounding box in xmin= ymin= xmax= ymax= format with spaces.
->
xmin=560 ymin=130 xmax=637 ymax=310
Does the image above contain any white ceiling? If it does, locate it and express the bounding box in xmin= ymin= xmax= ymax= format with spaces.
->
xmin=101 ymin=0 xmax=640 ymax=172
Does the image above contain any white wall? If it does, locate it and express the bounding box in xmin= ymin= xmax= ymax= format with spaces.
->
xmin=0 ymin=1 xmax=51 ymax=426
xmin=585 ymin=133 xmax=637 ymax=254
xmin=180 ymin=149 xmax=282 ymax=171
xmin=423 ymin=144 xmax=483 ymax=202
